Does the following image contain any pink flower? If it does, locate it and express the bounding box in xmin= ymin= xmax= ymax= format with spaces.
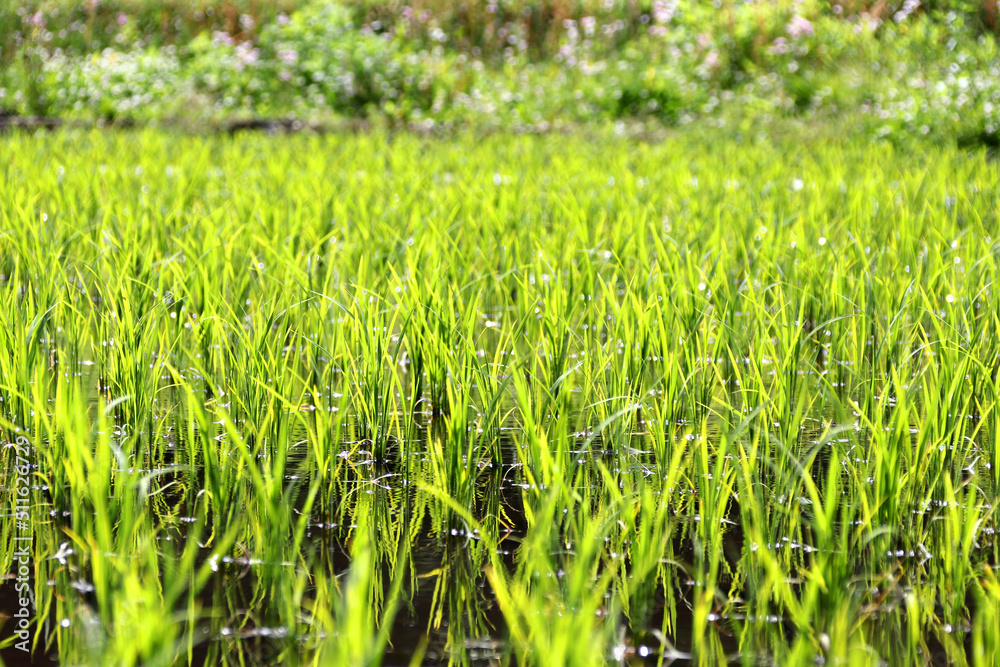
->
xmin=117 ymin=12 xmax=128 ymax=27
xmin=769 ymin=37 xmax=790 ymax=55
xmin=786 ymin=16 xmax=813 ymax=39
xmin=652 ymin=0 xmax=675 ymax=24
xmin=212 ymin=31 xmax=235 ymax=47
xmin=234 ymin=42 xmax=259 ymax=70
xmin=894 ymin=0 xmax=920 ymax=23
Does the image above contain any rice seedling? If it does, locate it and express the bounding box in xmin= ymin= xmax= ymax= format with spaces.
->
xmin=1 ymin=127 xmax=999 ymax=666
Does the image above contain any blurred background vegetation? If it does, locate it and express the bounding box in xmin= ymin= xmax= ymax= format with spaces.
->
xmin=1 ymin=0 xmax=999 ymax=143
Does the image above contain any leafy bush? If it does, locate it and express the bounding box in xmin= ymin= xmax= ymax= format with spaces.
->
xmin=2 ymin=0 xmax=1000 ymax=140
xmin=181 ymin=1 xmax=454 ymax=118
xmin=12 ymin=46 xmax=183 ymax=119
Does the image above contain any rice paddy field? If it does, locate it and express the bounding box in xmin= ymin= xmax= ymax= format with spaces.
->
xmin=2 ymin=128 xmax=1000 ymax=666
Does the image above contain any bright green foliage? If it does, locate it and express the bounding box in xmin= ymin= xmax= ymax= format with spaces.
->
xmin=1 ymin=128 xmax=999 ymax=665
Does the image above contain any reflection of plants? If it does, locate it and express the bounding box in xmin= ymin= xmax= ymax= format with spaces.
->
xmin=313 ymin=513 xmax=406 ymax=667
xmin=486 ymin=491 xmax=621 ymax=666
xmin=2 ymin=383 xmax=242 ymax=667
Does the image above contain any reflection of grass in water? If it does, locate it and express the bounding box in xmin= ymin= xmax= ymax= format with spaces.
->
xmin=1 ymin=129 xmax=1000 ymax=665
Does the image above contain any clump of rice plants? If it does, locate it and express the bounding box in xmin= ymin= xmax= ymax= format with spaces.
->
xmin=1 ymin=128 xmax=999 ymax=665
